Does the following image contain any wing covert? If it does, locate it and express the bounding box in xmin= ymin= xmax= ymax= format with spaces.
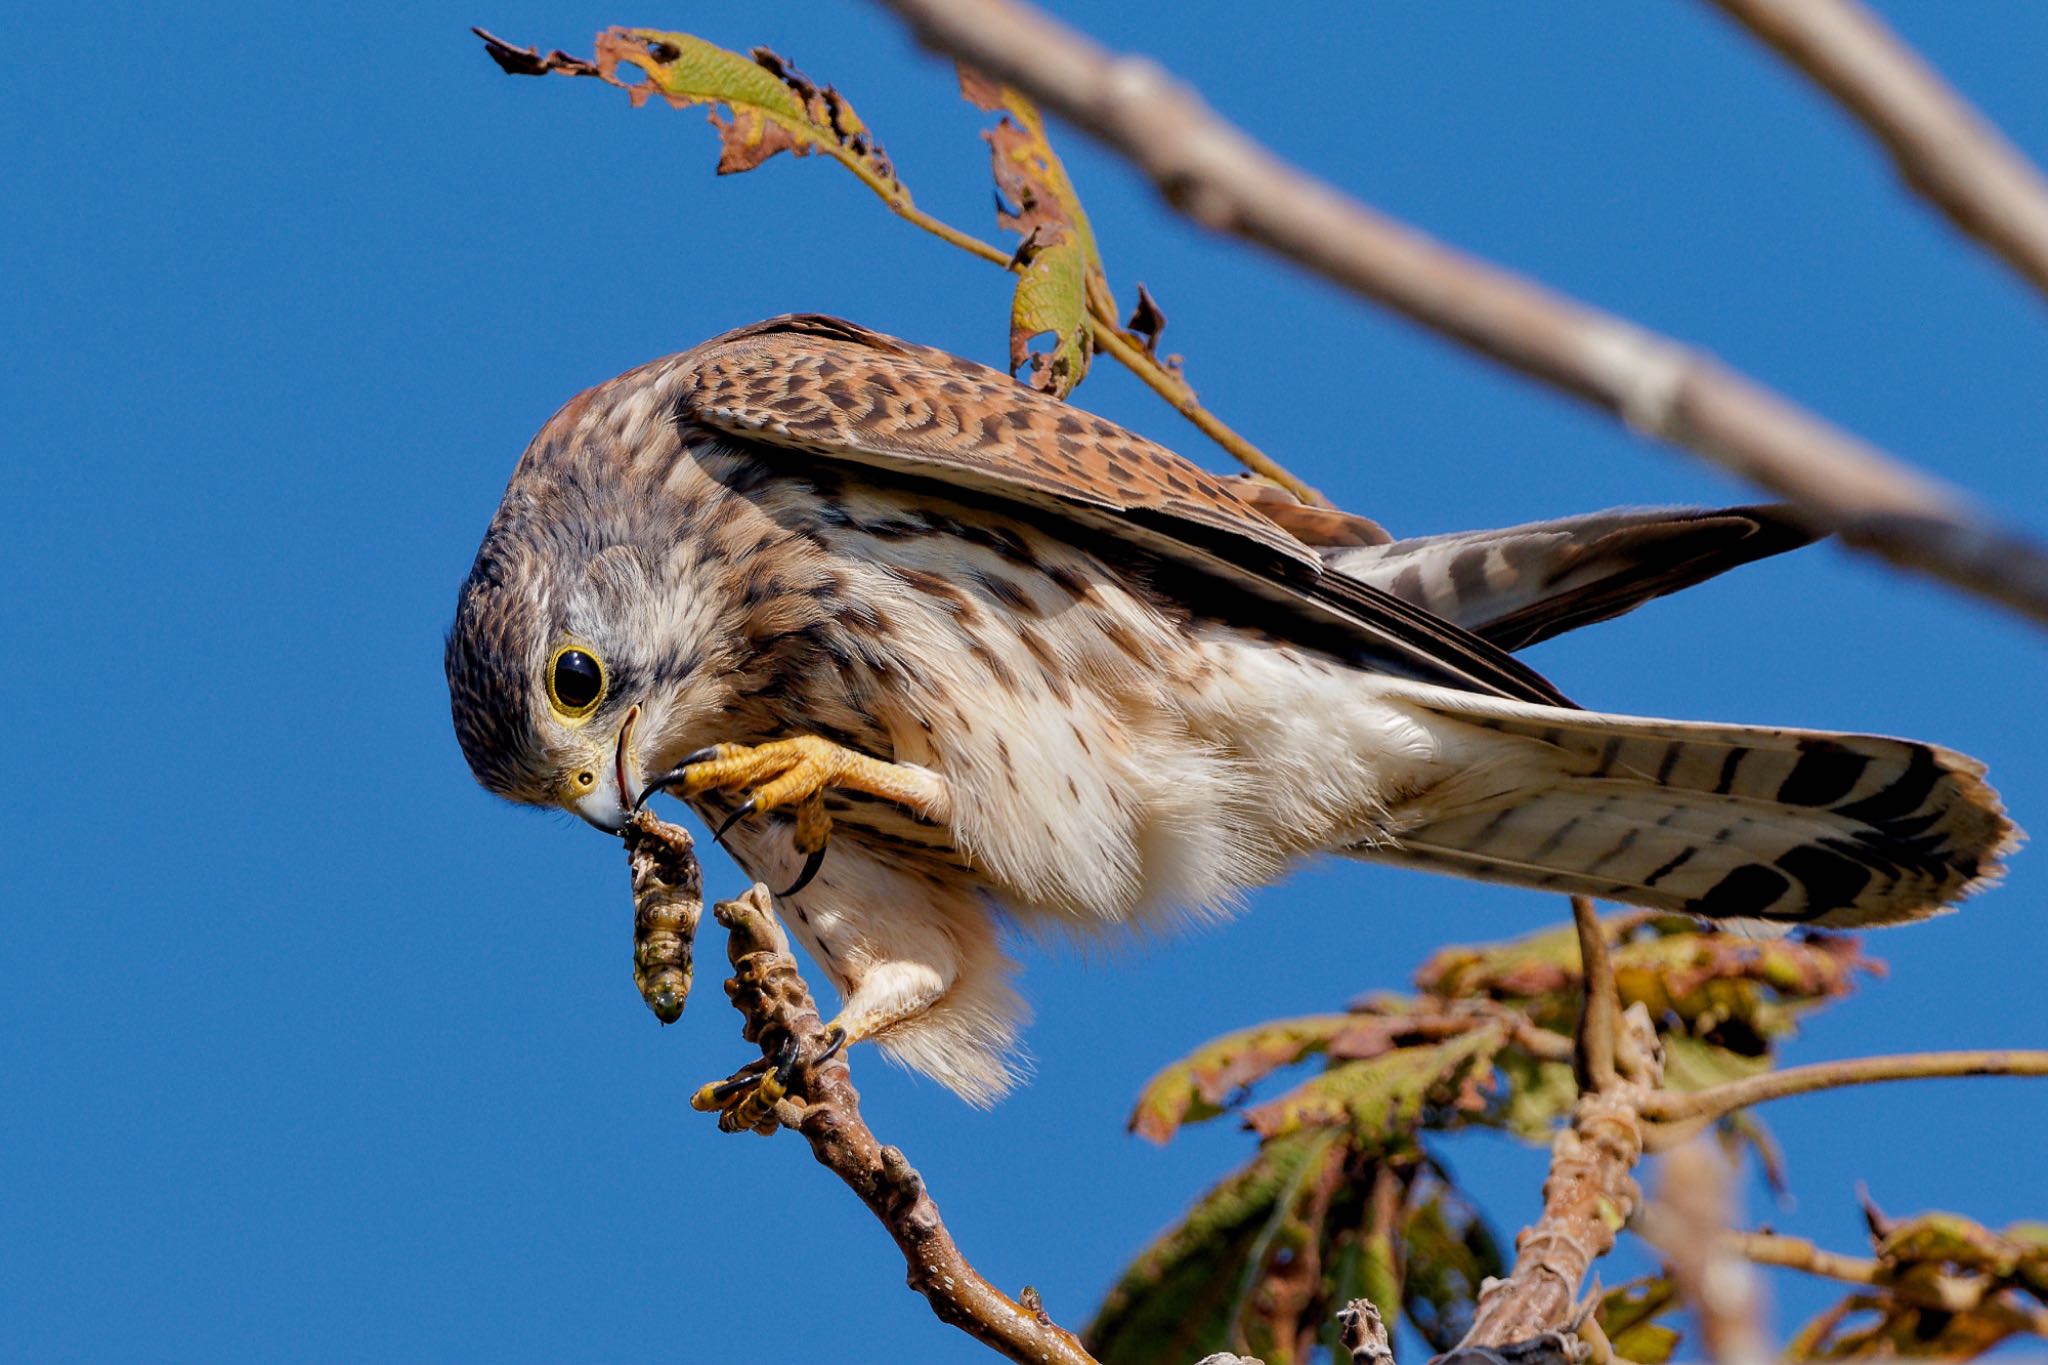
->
xmin=672 ymin=314 xmax=1572 ymax=706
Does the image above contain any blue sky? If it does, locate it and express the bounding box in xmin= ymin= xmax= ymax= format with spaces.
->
xmin=5 ymin=3 xmax=2046 ymax=1361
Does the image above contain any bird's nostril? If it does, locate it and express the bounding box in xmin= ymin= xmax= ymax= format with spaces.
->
xmin=576 ymin=771 xmax=596 ymax=789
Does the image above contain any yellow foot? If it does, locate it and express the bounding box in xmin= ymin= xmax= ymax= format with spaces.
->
xmin=690 ymin=1028 xmax=850 ymax=1135
xmin=639 ymin=736 xmax=949 ymax=894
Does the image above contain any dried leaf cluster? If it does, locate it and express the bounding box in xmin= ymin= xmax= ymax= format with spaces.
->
xmin=1089 ymin=915 xmax=2027 ymax=1365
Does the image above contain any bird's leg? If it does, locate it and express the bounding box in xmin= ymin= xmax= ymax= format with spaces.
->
xmin=821 ymin=960 xmax=952 ymax=1050
xmin=641 ymin=736 xmax=951 ymax=894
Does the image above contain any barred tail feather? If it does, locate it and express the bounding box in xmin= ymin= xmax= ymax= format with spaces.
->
xmin=1362 ymin=691 xmax=2018 ymax=928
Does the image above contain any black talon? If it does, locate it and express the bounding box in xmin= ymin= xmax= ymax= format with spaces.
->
xmin=815 ymin=1026 xmax=848 ymax=1066
xmin=715 ymin=797 xmax=759 ymax=838
xmin=778 ymin=846 xmax=828 ymax=897
xmin=708 ymin=1062 xmax=770 ymax=1105
xmin=634 ymin=768 xmax=683 ymax=810
xmin=769 ymin=1032 xmax=804 ymax=1089
xmin=634 ymin=748 xmax=727 ymax=810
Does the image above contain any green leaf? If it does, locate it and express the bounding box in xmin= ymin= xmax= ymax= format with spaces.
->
xmin=1599 ymin=1276 xmax=1683 ymax=1364
xmin=1086 ymin=1131 xmax=1342 ymax=1365
xmin=1245 ymin=1025 xmax=1504 ymax=1145
xmin=482 ymin=29 xmax=912 ymax=200
xmin=1010 ymin=240 xmax=1091 ymax=397
xmin=1129 ymin=1014 xmax=1375 ymax=1143
xmin=1401 ymin=1179 xmax=1505 ymax=1352
xmin=1493 ymin=1051 xmax=1579 ymax=1143
xmin=1661 ymin=1034 xmax=1772 ymax=1093
xmin=959 ymin=68 xmax=1108 ymax=395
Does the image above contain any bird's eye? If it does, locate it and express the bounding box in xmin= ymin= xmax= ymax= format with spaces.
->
xmin=547 ymin=646 xmax=605 ymax=719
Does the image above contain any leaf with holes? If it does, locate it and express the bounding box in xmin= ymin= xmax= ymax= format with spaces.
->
xmin=959 ymin=66 xmax=1108 ymax=395
xmin=478 ymin=29 xmax=911 ymax=204
xmin=1416 ymin=912 xmax=1875 ymax=1049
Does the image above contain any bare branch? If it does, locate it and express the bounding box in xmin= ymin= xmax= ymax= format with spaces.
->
xmin=1733 ymin=1231 xmax=2048 ymax=1337
xmin=869 ymin=0 xmax=2048 ymax=626
xmin=1706 ymin=0 xmax=2048 ymax=303
xmin=1641 ymin=1048 xmax=2048 ymax=1124
xmin=697 ymin=877 xmax=1100 ymax=1365
xmin=1570 ymin=897 xmax=1619 ymax=1094
xmin=1737 ymin=1231 xmax=1891 ymax=1291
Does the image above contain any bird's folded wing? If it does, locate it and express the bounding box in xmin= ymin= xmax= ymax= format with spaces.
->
xmin=670 ymin=314 xmax=1570 ymax=706
xmin=1323 ymin=506 xmax=1819 ymax=651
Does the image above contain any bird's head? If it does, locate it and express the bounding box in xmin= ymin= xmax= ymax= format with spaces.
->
xmin=445 ymin=467 xmax=723 ymax=834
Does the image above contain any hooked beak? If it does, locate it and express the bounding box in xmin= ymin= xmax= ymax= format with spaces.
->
xmin=566 ymin=706 xmax=642 ymax=834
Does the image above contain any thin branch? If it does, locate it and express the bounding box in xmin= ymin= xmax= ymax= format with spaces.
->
xmin=1089 ymin=317 xmax=1323 ymax=502
xmin=1641 ymin=1048 xmax=2048 ymax=1124
xmin=1733 ymin=1231 xmax=2048 ymax=1336
xmin=694 ymin=874 xmax=1100 ymax=1365
xmin=869 ymin=0 xmax=2048 ymax=627
xmin=1706 ymin=0 xmax=2048 ymax=303
xmin=1733 ymin=1231 xmax=1895 ymax=1296
xmin=1570 ymin=896 xmax=1619 ymax=1094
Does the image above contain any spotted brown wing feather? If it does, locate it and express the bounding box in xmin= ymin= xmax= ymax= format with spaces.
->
xmin=675 ymin=315 xmax=1319 ymax=569
xmin=1219 ymin=473 xmax=1395 ymax=548
xmin=672 ymin=314 xmax=1570 ymax=706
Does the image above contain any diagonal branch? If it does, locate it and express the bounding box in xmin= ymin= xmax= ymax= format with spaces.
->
xmin=1640 ymin=1047 xmax=2048 ymax=1124
xmin=696 ymin=877 xmax=1100 ymax=1365
xmin=1705 ymin=0 xmax=2048 ymax=303
xmin=869 ymin=0 xmax=2048 ymax=627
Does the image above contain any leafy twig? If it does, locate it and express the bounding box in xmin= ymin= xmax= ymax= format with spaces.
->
xmin=1705 ymin=0 xmax=2048 ymax=303
xmin=472 ymin=26 xmax=1323 ymax=505
xmin=1640 ymin=1048 xmax=2048 ymax=1124
xmin=1734 ymin=1228 xmax=2048 ymax=1334
xmin=869 ymin=0 xmax=2048 ymax=627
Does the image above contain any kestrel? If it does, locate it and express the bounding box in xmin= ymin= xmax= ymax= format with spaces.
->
xmin=447 ymin=315 xmax=2015 ymax=1104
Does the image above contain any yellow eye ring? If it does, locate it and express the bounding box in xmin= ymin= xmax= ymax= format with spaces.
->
xmin=546 ymin=644 xmax=606 ymax=720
